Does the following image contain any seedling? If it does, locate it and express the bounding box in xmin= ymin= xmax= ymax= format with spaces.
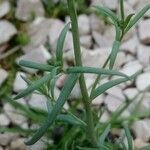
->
xmin=14 ymin=0 xmax=150 ymax=149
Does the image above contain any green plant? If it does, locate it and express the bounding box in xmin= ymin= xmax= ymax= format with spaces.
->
xmin=13 ymin=0 xmax=150 ymax=149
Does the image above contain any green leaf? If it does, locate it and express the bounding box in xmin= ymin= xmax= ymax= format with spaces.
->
xmin=125 ymin=4 xmax=150 ymax=33
xmin=98 ymin=124 xmax=111 ymax=146
xmin=123 ymin=123 xmax=133 ymax=150
xmin=66 ymin=66 xmax=129 ymax=78
xmin=109 ymin=41 xmax=120 ymax=69
xmin=77 ymin=147 xmax=98 ymax=150
xmin=56 ymin=22 xmax=70 ymax=65
xmin=25 ymin=73 xmax=79 ymax=145
xmin=57 ymin=114 xmax=86 ymax=127
xmin=14 ymin=73 xmax=52 ymax=100
xmin=94 ymin=5 xmax=118 ymax=25
xmin=19 ymin=60 xmax=54 ymax=72
xmin=91 ymin=70 xmax=141 ymax=100
xmin=50 ymin=68 xmax=58 ymax=99
xmin=124 ymin=14 xmax=135 ymax=28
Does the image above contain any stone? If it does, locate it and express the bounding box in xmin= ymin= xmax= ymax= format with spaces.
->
xmin=28 ymin=94 xmax=48 ymax=111
xmin=0 ymin=133 xmax=17 ymax=146
xmin=48 ymin=19 xmax=73 ymax=52
xmin=0 ymin=113 xmax=10 ymax=126
xmin=4 ymin=103 xmax=27 ymax=126
xmin=0 ymin=146 xmax=3 ymax=150
xmin=22 ymin=17 xmax=52 ymax=53
xmin=123 ymin=88 xmax=138 ymax=100
xmin=0 ymin=69 xmax=8 ymax=86
xmin=0 ymin=1 xmax=10 ymax=18
xmin=136 ymin=73 xmax=150 ymax=91
xmin=89 ymin=14 xmax=105 ymax=33
xmin=138 ymin=19 xmax=150 ymax=44
xmin=134 ymin=138 xmax=149 ymax=149
xmin=92 ymin=31 xmax=113 ymax=47
xmin=104 ymin=95 xmax=125 ymax=112
xmin=137 ymin=44 xmax=150 ymax=67
xmin=15 ymin=0 xmax=45 ymax=21
xmin=80 ymin=35 xmax=92 ymax=49
xmin=132 ymin=119 xmax=150 ymax=142
xmin=10 ymin=138 xmax=26 ymax=150
xmin=0 ymin=20 xmax=17 ymax=45
xmin=92 ymin=94 xmax=104 ymax=106
xmin=78 ymin=14 xmax=90 ymax=35
xmin=107 ymin=86 xmax=124 ymax=100
xmin=18 ymin=45 xmax=51 ymax=73
xmin=121 ymin=36 xmax=139 ymax=54
xmin=99 ymin=112 xmax=110 ymax=123
xmin=120 ymin=60 xmax=143 ymax=76
xmin=13 ymin=72 xmax=28 ymax=93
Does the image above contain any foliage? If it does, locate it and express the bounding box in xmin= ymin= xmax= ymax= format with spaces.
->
xmin=9 ymin=0 xmax=150 ymax=149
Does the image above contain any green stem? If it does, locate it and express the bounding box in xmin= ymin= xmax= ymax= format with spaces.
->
xmin=67 ymin=0 xmax=97 ymax=145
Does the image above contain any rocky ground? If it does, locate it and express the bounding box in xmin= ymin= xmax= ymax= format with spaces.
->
xmin=0 ymin=0 xmax=150 ymax=149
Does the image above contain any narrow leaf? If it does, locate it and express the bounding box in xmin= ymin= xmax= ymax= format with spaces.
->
xmin=99 ymin=124 xmax=111 ymax=145
xmin=66 ymin=66 xmax=129 ymax=78
xmin=14 ymin=73 xmax=52 ymax=100
xmin=19 ymin=60 xmax=54 ymax=72
xmin=124 ymin=14 xmax=135 ymax=28
xmin=139 ymin=145 xmax=150 ymax=150
xmin=56 ymin=22 xmax=70 ymax=65
xmin=25 ymin=74 xmax=79 ymax=145
xmin=123 ymin=123 xmax=133 ymax=150
xmin=109 ymin=41 xmax=120 ymax=69
xmin=91 ymin=70 xmax=141 ymax=100
xmin=125 ymin=4 xmax=150 ymax=33
xmin=94 ymin=5 xmax=118 ymax=25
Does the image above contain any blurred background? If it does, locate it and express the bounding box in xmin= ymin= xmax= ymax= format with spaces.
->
xmin=0 ymin=0 xmax=150 ymax=150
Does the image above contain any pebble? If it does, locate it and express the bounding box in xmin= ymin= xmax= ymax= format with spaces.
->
xmin=0 ymin=146 xmax=3 ymax=150
xmin=0 ymin=1 xmax=10 ymax=18
xmin=134 ymin=138 xmax=149 ymax=149
xmin=0 ymin=133 xmax=18 ymax=146
xmin=132 ymin=119 xmax=150 ymax=142
xmin=136 ymin=73 xmax=150 ymax=91
xmin=10 ymin=138 xmax=26 ymax=150
xmin=22 ymin=17 xmax=52 ymax=53
xmin=89 ymin=14 xmax=105 ymax=33
xmin=15 ymin=0 xmax=45 ymax=21
xmin=18 ymin=45 xmax=51 ymax=73
xmin=120 ymin=60 xmax=143 ymax=76
xmin=121 ymin=36 xmax=139 ymax=54
xmin=137 ymin=44 xmax=150 ymax=67
xmin=28 ymin=94 xmax=48 ymax=111
xmin=0 ymin=113 xmax=10 ymax=126
xmin=80 ymin=35 xmax=92 ymax=49
xmin=123 ymin=88 xmax=138 ymax=100
xmin=138 ymin=19 xmax=150 ymax=44
xmin=4 ymin=103 xmax=27 ymax=126
xmin=0 ymin=69 xmax=8 ymax=86
xmin=13 ymin=72 xmax=28 ymax=93
xmin=0 ymin=20 xmax=17 ymax=45
xmin=78 ymin=14 xmax=90 ymax=35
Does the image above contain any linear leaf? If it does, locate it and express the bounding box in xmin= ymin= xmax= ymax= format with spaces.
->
xmin=125 ymin=4 xmax=150 ymax=33
xmin=139 ymin=145 xmax=150 ymax=150
xmin=91 ymin=70 xmax=141 ymax=100
xmin=14 ymin=73 xmax=52 ymax=100
xmin=66 ymin=66 xmax=129 ymax=78
xmin=98 ymin=124 xmax=111 ymax=146
xmin=57 ymin=114 xmax=86 ymax=127
xmin=109 ymin=41 xmax=120 ymax=69
xmin=19 ymin=60 xmax=54 ymax=72
xmin=25 ymin=73 xmax=79 ymax=145
xmin=123 ymin=123 xmax=133 ymax=150
xmin=124 ymin=14 xmax=135 ymax=28
xmin=94 ymin=5 xmax=118 ymax=25
xmin=56 ymin=22 xmax=70 ymax=65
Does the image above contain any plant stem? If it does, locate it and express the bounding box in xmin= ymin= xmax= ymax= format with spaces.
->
xmin=67 ymin=0 xmax=97 ymax=145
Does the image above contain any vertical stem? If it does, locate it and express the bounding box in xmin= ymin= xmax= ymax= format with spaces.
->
xmin=67 ymin=0 xmax=97 ymax=145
